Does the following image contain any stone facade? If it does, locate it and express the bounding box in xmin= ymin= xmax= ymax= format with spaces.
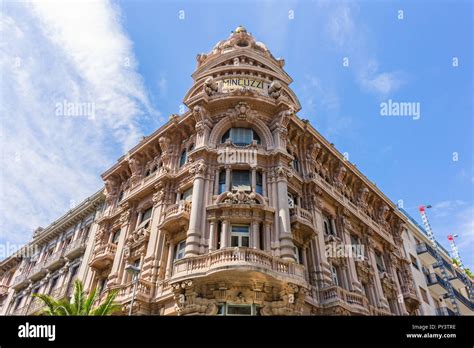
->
xmin=1 ymin=26 xmax=472 ymax=316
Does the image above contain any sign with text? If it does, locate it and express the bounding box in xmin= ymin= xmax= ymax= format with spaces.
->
xmin=219 ymin=78 xmax=267 ymax=94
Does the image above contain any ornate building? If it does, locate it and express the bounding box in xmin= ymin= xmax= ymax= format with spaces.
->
xmin=1 ymin=26 xmax=472 ymax=316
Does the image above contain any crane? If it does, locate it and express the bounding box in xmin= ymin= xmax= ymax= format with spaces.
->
xmin=419 ymin=205 xmax=460 ymax=315
xmin=447 ymin=234 xmax=473 ymax=301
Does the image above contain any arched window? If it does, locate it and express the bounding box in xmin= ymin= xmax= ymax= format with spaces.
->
xmin=221 ymin=128 xmax=261 ymax=146
xmin=179 ymin=149 xmax=187 ymax=167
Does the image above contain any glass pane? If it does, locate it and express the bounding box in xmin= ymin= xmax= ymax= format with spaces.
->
xmin=182 ymin=188 xmax=193 ymax=201
xmin=231 ymin=236 xmax=239 ymax=247
xmin=232 ymin=170 xmax=250 ymax=188
xmin=242 ymin=237 xmax=249 ymax=247
xmin=179 ymin=150 xmax=187 ymax=167
xmin=227 ymin=305 xmax=252 ymax=315
xmin=142 ymin=207 xmax=152 ymax=222
xmin=231 ymin=225 xmax=249 ymax=233
xmin=231 ymin=128 xmax=252 ymax=146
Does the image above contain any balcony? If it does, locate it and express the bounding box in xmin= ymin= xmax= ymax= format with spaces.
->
xmin=11 ymin=273 xmax=29 ymax=290
xmin=433 ymin=257 xmax=455 ymax=278
xmin=160 ymin=200 xmax=191 ymax=230
xmin=436 ymin=307 xmax=455 ymax=316
xmin=427 ymin=273 xmax=449 ymax=296
xmin=89 ymin=242 xmax=117 ymax=270
xmin=400 ymin=283 xmax=420 ymax=309
xmin=115 ymin=279 xmax=152 ymax=304
xmin=64 ymin=236 xmax=88 ymax=259
xmin=171 ymin=247 xmax=307 ymax=287
xmin=452 ymin=288 xmax=474 ymax=313
xmin=28 ymin=262 xmax=47 ymax=281
xmin=49 ymin=284 xmax=70 ymax=301
xmin=289 ymin=207 xmax=315 ymax=235
xmin=0 ymin=284 xmax=8 ymax=297
xmin=416 ymin=243 xmax=437 ymax=265
xmin=27 ymin=297 xmax=44 ymax=315
xmin=11 ymin=305 xmax=28 ymax=315
xmin=319 ymin=285 xmax=370 ymax=314
xmin=44 ymin=250 xmax=65 ymax=271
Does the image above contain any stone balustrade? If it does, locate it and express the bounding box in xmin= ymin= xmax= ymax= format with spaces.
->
xmin=319 ymin=284 xmax=369 ymax=310
xmin=289 ymin=206 xmax=314 ymax=224
xmin=172 ymin=247 xmax=306 ymax=285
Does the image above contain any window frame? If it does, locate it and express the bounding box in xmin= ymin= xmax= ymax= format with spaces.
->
xmin=230 ymin=224 xmax=250 ymax=247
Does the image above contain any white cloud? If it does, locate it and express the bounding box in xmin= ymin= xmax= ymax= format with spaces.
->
xmin=0 ymin=1 xmax=158 ymax=249
xmin=358 ymin=60 xmax=407 ymax=96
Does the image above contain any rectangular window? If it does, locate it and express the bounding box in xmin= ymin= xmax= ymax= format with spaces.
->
xmin=227 ymin=305 xmax=252 ymax=315
xmin=49 ymin=277 xmax=58 ymax=294
xmin=112 ymin=230 xmax=121 ymax=244
xmin=141 ymin=207 xmax=153 ymax=223
xmin=419 ymin=287 xmax=429 ymax=304
xmin=410 ymin=255 xmax=419 ymax=270
xmin=218 ymin=171 xmax=226 ymax=194
xmin=323 ymin=215 xmax=334 ymax=236
xmin=256 ymin=171 xmax=263 ymax=195
xmin=182 ymin=187 xmax=193 ymax=201
xmin=375 ymin=252 xmax=385 ymax=273
xmin=231 ymin=171 xmax=251 ymax=191
xmin=331 ymin=265 xmax=339 ymax=286
xmin=230 ymin=225 xmax=249 ymax=247
xmin=175 ymin=240 xmax=186 ymax=260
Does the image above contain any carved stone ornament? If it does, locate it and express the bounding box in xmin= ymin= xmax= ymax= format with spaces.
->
xmin=203 ymin=76 xmax=218 ymax=96
xmin=224 ymin=188 xmax=257 ymax=204
xmin=268 ymin=80 xmax=282 ymax=99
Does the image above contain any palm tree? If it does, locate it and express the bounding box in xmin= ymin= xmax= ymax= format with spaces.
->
xmin=33 ymin=280 xmax=121 ymax=316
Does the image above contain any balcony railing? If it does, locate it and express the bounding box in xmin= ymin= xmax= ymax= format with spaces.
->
xmin=28 ymin=262 xmax=46 ymax=280
xmin=89 ymin=243 xmax=117 ymax=269
xmin=452 ymin=288 xmax=474 ymax=310
xmin=12 ymin=305 xmax=27 ymax=315
xmin=12 ymin=273 xmax=29 ymax=289
xmin=164 ymin=200 xmax=191 ymax=219
xmin=64 ymin=236 xmax=88 ymax=258
xmin=172 ymin=247 xmax=306 ymax=285
xmin=43 ymin=250 xmax=65 ymax=270
xmin=319 ymin=285 xmax=369 ymax=310
xmin=27 ymin=297 xmax=44 ymax=315
xmin=289 ymin=207 xmax=314 ymax=225
xmin=436 ymin=307 xmax=455 ymax=316
xmin=115 ymin=279 xmax=152 ymax=303
xmin=427 ymin=273 xmax=450 ymax=292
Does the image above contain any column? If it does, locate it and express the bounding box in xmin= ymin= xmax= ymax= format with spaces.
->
xmin=367 ymin=241 xmax=389 ymax=310
xmin=142 ymin=187 xmax=166 ymax=282
xmin=262 ymin=170 xmax=267 ymax=196
xmin=184 ymin=164 xmax=206 ymax=257
xmin=251 ymin=222 xmax=260 ymax=249
xmin=220 ymin=220 xmax=229 ymax=248
xmin=107 ymin=206 xmax=133 ymax=286
xmin=342 ymin=229 xmax=362 ymax=293
xmin=262 ymin=222 xmax=271 ymax=251
xmin=313 ymin=210 xmax=333 ymax=287
xmin=165 ymin=242 xmax=175 ymax=278
xmin=209 ymin=221 xmax=216 ymax=251
xmin=276 ymin=168 xmax=295 ymax=261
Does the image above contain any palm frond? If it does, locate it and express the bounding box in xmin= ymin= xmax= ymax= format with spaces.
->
xmin=92 ymin=289 xmax=120 ymax=316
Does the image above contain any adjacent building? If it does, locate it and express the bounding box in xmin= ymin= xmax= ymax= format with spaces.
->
xmin=1 ymin=26 xmax=472 ymax=316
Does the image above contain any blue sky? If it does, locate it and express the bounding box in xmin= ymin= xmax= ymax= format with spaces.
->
xmin=1 ymin=0 xmax=472 ymax=269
